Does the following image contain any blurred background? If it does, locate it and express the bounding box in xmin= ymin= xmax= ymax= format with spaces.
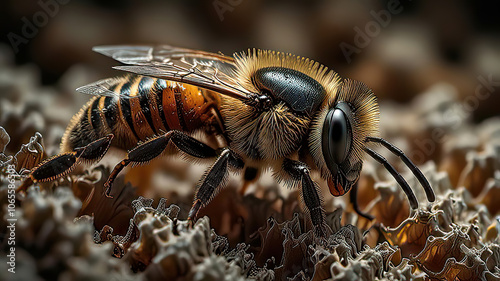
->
xmin=1 ymin=0 xmax=500 ymax=269
xmin=2 ymin=0 xmax=499 ymax=97
xmin=0 ymin=0 xmax=499 ymax=172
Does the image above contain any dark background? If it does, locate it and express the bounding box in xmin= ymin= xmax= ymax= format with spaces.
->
xmin=1 ymin=0 xmax=499 ymax=125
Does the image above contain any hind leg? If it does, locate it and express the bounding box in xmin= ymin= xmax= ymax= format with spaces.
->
xmin=17 ymin=134 xmax=114 ymax=192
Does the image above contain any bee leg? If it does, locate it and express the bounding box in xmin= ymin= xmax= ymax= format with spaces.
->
xmin=18 ymin=134 xmax=113 ymax=193
xmin=74 ymin=134 xmax=114 ymax=163
xmin=349 ymin=181 xmax=374 ymax=220
xmin=17 ymin=152 xmax=78 ymax=193
xmin=105 ymin=131 xmax=218 ymax=197
xmin=282 ymin=159 xmax=330 ymax=238
xmin=188 ymin=148 xmax=244 ymax=224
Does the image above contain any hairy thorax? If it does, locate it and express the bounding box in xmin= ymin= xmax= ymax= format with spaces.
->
xmin=221 ymin=97 xmax=312 ymax=163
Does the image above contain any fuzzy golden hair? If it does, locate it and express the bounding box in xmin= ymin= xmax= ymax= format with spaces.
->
xmin=222 ymin=100 xmax=311 ymax=160
xmin=221 ymin=49 xmax=343 ymax=161
xmin=233 ymin=49 xmax=341 ymax=96
xmin=61 ymin=97 xmax=98 ymax=153
xmin=309 ymin=79 xmax=380 ymax=179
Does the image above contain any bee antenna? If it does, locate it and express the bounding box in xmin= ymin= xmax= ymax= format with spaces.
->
xmin=364 ymin=147 xmax=418 ymax=209
xmin=365 ymin=137 xmax=435 ymax=202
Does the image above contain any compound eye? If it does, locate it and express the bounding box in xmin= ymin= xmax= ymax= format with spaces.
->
xmin=322 ymin=105 xmax=352 ymax=166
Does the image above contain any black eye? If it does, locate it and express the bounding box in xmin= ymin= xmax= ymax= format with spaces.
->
xmin=322 ymin=103 xmax=352 ymax=167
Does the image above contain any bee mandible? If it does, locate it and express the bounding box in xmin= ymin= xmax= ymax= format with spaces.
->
xmin=20 ymin=45 xmax=436 ymax=237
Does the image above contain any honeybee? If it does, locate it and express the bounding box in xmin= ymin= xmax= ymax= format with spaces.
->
xmin=20 ymin=45 xmax=435 ymax=237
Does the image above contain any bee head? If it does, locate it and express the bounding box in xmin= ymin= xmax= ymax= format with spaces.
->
xmin=309 ymin=79 xmax=379 ymax=196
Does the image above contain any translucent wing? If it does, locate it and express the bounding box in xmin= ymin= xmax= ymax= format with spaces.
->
xmin=88 ymin=45 xmax=253 ymax=102
xmin=76 ymin=77 xmax=124 ymax=98
xmin=93 ymin=45 xmax=235 ymax=72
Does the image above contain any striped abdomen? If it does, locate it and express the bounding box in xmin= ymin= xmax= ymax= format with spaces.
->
xmin=61 ymin=75 xmax=221 ymax=152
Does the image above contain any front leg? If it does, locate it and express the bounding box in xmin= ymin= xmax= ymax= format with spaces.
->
xmin=282 ymin=158 xmax=329 ymax=238
xmin=188 ymin=148 xmax=244 ymax=222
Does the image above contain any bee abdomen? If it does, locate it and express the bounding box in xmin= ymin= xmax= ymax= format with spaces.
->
xmin=60 ymin=96 xmax=103 ymax=152
xmin=157 ymin=79 xmax=211 ymax=132
xmin=61 ymin=75 xmax=220 ymax=153
xmin=60 ymin=93 xmax=114 ymax=152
